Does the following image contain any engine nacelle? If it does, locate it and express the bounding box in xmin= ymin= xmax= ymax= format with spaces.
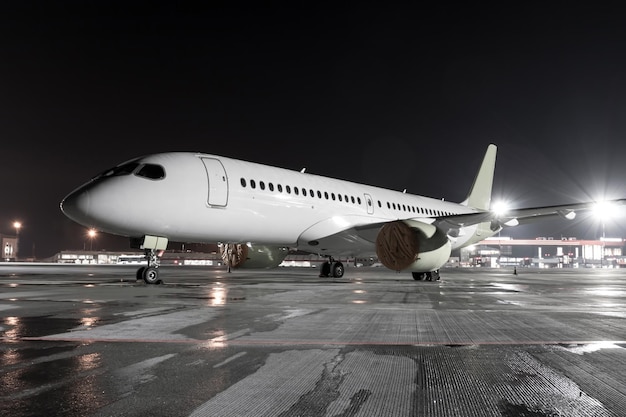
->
xmin=375 ymin=220 xmax=451 ymax=272
xmin=219 ymin=243 xmax=289 ymax=269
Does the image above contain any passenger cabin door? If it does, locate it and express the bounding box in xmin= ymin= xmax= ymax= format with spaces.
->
xmin=201 ymin=158 xmax=229 ymax=207
xmin=364 ymin=193 xmax=374 ymax=214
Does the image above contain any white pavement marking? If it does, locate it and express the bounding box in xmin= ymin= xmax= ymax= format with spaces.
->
xmin=213 ymin=352 xmax=247 ymax=368
xmin=116 ymin=354 xmax=177 ymax=388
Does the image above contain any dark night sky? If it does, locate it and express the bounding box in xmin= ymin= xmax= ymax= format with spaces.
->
xmin=2 ymin=2 xmax=626 ymax=258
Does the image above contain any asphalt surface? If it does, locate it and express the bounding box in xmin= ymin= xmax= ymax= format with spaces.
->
xmin=1 ymin=264 xmax=626 ymax=417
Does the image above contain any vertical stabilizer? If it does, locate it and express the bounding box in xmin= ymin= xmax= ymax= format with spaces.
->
xmin=462 ymin=144 xmax=497 ymax=209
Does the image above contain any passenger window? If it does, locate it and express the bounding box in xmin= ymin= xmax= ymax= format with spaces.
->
xmin=260 ymin=181 xmax=265 ymax=190
xmin=286 ymin=185 xmax=291 ymax=194
xmin=331 ymin=193 xmax=336 ymax=200
xmin=357 ymin=197 xmax=362 ymax=205
xmin=310 ymin=189 xmax=314 ymax=197
xmin=338 ymin=194 xmax=343 ymax=202
xmin=135 ymin=164 xmax=165 ymax=180
xmin=278 ymin=184 xmax=283 ymax=192
xmin=240 ymin=178 xmax=246 ymax=187
xmin=317 ymin=191 xmax=322 ymax=198
xmin=269 ymin=183 xmax=274 ymax=191
xmin=351 ymin=196 xmax=355 ymax=204
xmin=251 ymin=180 xmax=256 ymax=189
xmin=324 ymin=192 xmax=329 ymax=199
xmin=294 ymin=187 xmax=299 ymax=195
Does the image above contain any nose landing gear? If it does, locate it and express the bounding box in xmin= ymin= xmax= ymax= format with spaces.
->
xmin=135 ymin=249 xmax=163 ymax=284
xmin=130 ymin=236 xmax=168 ymax=285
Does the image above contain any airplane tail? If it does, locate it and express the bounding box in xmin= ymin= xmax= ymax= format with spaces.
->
xmin=461 ymin=144 xmax=497 ymax=210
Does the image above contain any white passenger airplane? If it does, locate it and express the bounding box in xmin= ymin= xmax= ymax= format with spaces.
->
xmin=61 ymin=144 xmax=624 ymax=284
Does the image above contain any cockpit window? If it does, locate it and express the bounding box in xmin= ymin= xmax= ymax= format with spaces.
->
xmin=135 ymin=164 xmax=165 ymax=180
xmin=100 ymin=161 xmax=140 ymax=178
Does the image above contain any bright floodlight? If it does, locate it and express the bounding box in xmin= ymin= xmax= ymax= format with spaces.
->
xmin=13 ymin=221 xmax=21 ymax=230
xmin=593 ymin=201 xmax=620 ymax=218
xmin=88 ymin=229 xmax=97 ymax=238
xmin=491 ymin=201 xmax=510 ymax=217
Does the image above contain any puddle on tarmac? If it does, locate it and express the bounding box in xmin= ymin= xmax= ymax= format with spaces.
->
xmin=0 ymin=345 xmax=77 ymax=367
xmin=2 ymin=316 xmax=83 ymax=340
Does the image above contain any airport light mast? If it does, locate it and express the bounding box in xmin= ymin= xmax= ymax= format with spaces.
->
xmin=88 ymin=229 xmax=97 ymax=251
xmin=13 ymin=221 xmax=21 ymax=261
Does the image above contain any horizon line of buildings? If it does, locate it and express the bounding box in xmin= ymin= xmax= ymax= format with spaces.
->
xmin=0 ymin=235 xmax=619 ymax=269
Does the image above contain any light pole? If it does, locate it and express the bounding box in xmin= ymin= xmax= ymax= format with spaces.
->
xmin=13 ymin=221 xmax=21 ymax=261
xmin=88 ymin=229 xmax=97 ymax=251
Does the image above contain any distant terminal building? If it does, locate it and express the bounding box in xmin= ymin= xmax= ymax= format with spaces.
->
xmin=466 ymin=236 xmax=625 ymax=268
xmin=1 ymin=233 xmax=18 ymax=261
xmin=54 ymin=250 xmax=222 ymax=266
xmin=30 ymin=236 xmax=626 ymax=270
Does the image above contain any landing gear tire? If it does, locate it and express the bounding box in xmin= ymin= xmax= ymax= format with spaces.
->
xmin=331 ymin=262 xmax=344 ymax=278
xmin=142 ymin=267 xmax=161 ymax=285
xmin=412 ymin=271 xmax=440 ymax=281
xmin=430 ymin=270 xmax=441 ymax=281
xmin=412 ymin=272 xmax=424 ymax=281
xmin=319 ymin=261 xmax=331 ymax=277
xmin=136 ymin=266 xmax=146 ymax=281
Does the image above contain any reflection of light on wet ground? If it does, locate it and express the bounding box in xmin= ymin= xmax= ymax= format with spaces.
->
xmin=585 ymin=287 xmax=626 ymax=297
xmin=203 ymin=328 xmax=251 ymax=349
xmin=209 ymin=287 xmax=227 ymax=306
xmin=9 ymin=283 xmax=18 ymax=288
xmin=496 ymin=299 xmax=524 ymax=306
xmin=204 ymin=330 xmax=228 ymax=349
xmin=1 ymin=348 xmax=20 ymax=366
xmin=353 ymin=290 xmax=366 ymax=294
xmin=559 ymin=341 xmax=623 ymax=355
xmin=2 ymin=318 xmax=18 ymax=332
xmin=80 ymin=317 xmax=98 ymax=327
xmin=3 ymin=317 xmax=20 ymax=340
xmin=77 ymin=352 xmax=101 ymax=370
xmin=491 ymin=283 xmax=528 ymax=292
xmin=352 ymin=300 xmax=367 ymax=304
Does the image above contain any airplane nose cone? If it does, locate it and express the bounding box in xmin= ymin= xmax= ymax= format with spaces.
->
xmin=60 ymin=187 xmax=92 ymax=226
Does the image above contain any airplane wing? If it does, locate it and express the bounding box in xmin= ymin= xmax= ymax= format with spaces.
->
xmin=297 ymin=198 xmax=626 ymax=258
xmin=437 ymin=198 xmax=626 ymax=231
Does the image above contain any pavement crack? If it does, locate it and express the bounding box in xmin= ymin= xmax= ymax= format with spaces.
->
xmin=330 ymin=389 xmax=371 ymax=417
xmin=277 ymin=352 xmax=347 ymax=417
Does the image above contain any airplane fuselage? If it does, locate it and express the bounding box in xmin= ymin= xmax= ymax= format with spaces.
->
xmin=62 ymin=152 xmax=488 ymax=258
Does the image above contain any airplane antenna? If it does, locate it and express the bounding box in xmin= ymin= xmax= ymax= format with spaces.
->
xmin=300 ymin=168 xmax=306 ymax=173
xmin=403 ymin=189 xmax=406 ymax=193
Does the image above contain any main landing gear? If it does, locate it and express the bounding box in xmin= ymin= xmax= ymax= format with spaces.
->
xmin=412 ymin=270 xmax=440 ymax=281
xmin=319 ymin=258 xmax=345 ymax=278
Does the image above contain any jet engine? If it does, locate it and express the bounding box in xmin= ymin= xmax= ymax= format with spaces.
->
xmin=219 ymin=243 xmax=289 ymax=269
xmin=375 ymin=220 xmax=451 ymax=272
